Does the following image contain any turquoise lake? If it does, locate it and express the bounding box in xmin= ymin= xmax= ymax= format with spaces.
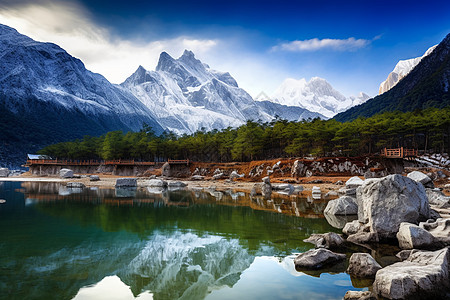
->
xmin=0 ymin=181 xmax=367 ymax=300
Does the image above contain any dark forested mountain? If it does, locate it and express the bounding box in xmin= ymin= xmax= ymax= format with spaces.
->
xmin=0 ymin=24 xmax=163 ymax=167
xmin=335 ymin=33 xmax=450 ymax=122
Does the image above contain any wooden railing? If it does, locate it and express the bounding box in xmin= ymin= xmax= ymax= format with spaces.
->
xmin=381 ymin=147 xmax=418 ymax=158
xmin=26 ymin=159 xmax=156 ymax=166
xmin=103 ymin=160 xmax=155 ymax=165
xmin=168 ymin=159 xmax=190 ymax=164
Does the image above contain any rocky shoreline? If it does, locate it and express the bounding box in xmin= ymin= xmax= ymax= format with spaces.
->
xmin=298 ymin=172 xmax=450 ymax=299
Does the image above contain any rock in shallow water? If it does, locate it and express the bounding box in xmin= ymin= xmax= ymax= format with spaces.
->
xmin=347 ymin=253 xmax=382 ymax=278
xmin=355 ymin=174 xmax=429 ymax=241
xmin=396 ymin=222 xmax=441 ymax=250
xmin=324 ymin=195 xmax=358 ymax=215
xmin=373 ymin=247 xmax=450 ymax=299
xmin=294 ymin=248 xmax=346 ymax=269
xmin=303 ymin=232 xmax=346 ymax=249
xmin=343 ymin=220 xmax=362 ymax=236
xmin=115 ymin=178 xmax=137 ymax=187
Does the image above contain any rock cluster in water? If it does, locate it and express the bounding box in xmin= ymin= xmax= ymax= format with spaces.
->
xmin=301 ymin=171 xmax=450 ymax=299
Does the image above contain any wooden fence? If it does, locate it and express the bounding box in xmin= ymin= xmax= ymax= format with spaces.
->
xmin=381 ymin=147 xmax=418 ymax=158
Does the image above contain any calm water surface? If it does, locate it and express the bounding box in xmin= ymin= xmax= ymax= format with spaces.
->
xmin=0 ymin=181 xmax=365 ymax=300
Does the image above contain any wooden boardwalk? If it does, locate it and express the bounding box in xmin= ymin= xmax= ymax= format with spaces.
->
xmin=25 ymin=159 xmax=188 ymax=166
xmin=381 ymin=147 xmax=418 ymax=158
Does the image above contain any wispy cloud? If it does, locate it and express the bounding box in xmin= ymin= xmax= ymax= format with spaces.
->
xmin=272 ymin=37 xmax=372 ymax=52
xmin=0 ymin=0 xmax=218 ymax=83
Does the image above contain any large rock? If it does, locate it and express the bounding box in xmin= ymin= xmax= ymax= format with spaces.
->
xmin=355 ymin=174 xmax=429 ymax=240
xmin=324 ymin=196 xmax=358 ymax=215
xmin=373 ymin=248 xmax=450 ymax=299
xmin=426 ymin=189 xmax=450 ymax=208
xmin=420 ymin=218 xmax=450 ymax=246
xmin=294 ymin=248 xmax=346 ymax=269
xmin=407 ymin=171 xmax=432 ymax=186
xmin=89 ymin=175 xmax=100 ymax=181
xmin=347 ymin=253 xmax=382 ymax=278
xmin=343 ymin=220 xmax=362 ymax=236
xmin=59 ymin=168 xmax=74 ymax=178
xmin=396 ymin=222 xmax=441 ymax=250
xmin=115 ymin=178 xmax=137 ymax=187
xmin=0 ymin=168 xmax=9 ymax=177
xmin=303 ymin=232 xmax=346 ymax=249
xmin=146 ymin=179 xmax=168 ymax=188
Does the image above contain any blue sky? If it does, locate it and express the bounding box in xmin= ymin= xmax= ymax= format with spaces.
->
xmin=0 ymin=0 xmax=449 ymax=97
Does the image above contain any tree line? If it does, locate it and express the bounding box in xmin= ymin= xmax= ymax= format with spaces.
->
xmin=39 ymin=107 xmax=450 ymax=162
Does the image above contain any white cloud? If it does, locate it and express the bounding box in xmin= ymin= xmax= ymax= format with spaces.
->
xmin=272 ymin=37 xmax=371 ymax=52
xmin=0 ymin=0 xmax=218 ymax=83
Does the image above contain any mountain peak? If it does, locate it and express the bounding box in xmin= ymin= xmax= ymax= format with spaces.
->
xmin=181 ymin=49 xmax=195 ymax=59
xmin=156 ymin=51 xmax=175 ymax=71
xmin=379 ymin=44 xmax=438 ymax=94
xmin=0 ymin=24 xmax=18 ymax=35
xmin=178 ymin=49 xmax=203 ymax=68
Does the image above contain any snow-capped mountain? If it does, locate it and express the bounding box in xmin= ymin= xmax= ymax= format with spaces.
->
xmin=122 ymin=50 xmax=326 ymax=134
xmin=0 ymin=24 xmax=163 ymax=133
xmin=379 ymin=45 xmax=437 ymax=94
xmin=267 ymin=77 xmax=370 ymax=118
xmin=0 ymin=24 xmax=164 ymax=167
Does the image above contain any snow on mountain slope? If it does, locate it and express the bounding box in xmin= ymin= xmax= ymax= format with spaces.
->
xmin=379 ymin=45 xmax=437 ymax=94
xmin=122 ymin=50 xmax=277 ymax=134
xmin=0 ymin=24 xmax=163 ymax=133
xmin=268 ymin=77 xmax=369 ymax=118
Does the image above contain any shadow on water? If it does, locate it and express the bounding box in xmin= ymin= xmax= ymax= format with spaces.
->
xmin=0 ymin=182 xmax=367 ymax=300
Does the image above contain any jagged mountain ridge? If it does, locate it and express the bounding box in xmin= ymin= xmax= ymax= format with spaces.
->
xmin=0 ymin=24 xmax=162 ymax=131
xmin=122 ymin=50 xmax=327 ymax=134
xmin=379 ymin=45 xmax=437 ymax=94
xmin=0 ymin=24 xmax=163 ymax=167
xmin=335 ymin=33 xmax=450 ymax=122
xmin=267 ymin=77 xmax=370 ymax=118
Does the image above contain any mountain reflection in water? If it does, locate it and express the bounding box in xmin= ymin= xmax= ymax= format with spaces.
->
xmin=0 ymin=181 xmax=362 ymax=300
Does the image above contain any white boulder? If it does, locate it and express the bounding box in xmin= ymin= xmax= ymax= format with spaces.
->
xmin=59 ymin=168 xmax=73 ymax=178
xmin=324 ymin=196 xmax=358 ymax=215
xmin=420 ymin=218 xmax=450 ymax=246
xmin=294 ymin=248 xmax=346 ymax=269
xmin=146 ymin=179 xmax=168 ymax=187
xmin=396 ymin=222 xmax=439 ymax=250
xmin=343 ymin=220 xmax=362 ymax=236
xmin=374 ymin=248 xmax=450 ymax=299
xmin=407 ymin=171 xmax=432 ymax=185
xmin=347 ymin=253 xmax=382 ymax=278
xmin=354 ymin=174 xmax=429 ymax=240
